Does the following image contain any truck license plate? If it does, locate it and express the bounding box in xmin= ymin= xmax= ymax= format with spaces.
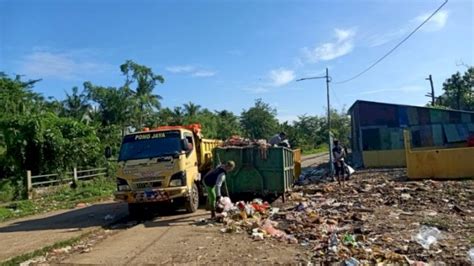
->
xmin=145 ymin=191 xmax=157 ymax=199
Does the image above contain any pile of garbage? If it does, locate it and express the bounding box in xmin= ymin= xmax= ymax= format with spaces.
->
xmin=222 ymin=135 xmax=269 ymax=148
xmin=216 ymin=197 xmax=298 ymax=244
xmin=219 ymin=169 xmax=474 ymax=264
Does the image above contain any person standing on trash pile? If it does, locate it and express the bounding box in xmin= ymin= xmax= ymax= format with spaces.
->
xmin=269 ymin=132 xmax=288 ymax=147
xmin=203 ymin=161 xmax=236 ymax=219
xmin=332 ymin=139 xmax=346 ymax=186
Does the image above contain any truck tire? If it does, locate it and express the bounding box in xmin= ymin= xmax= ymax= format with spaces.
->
xmin=184 ymin=183 xmax=199 ymax=213
xmin=128 ymin=203 xmax=142 ymax=218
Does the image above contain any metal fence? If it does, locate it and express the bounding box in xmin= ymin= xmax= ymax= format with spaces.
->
xmin=26 ymin=167 xmax=107 ymax=199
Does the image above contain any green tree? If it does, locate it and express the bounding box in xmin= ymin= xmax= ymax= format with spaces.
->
xmin=240 ymin=99 xmax=279 ymax=139
xmin=120 ymin=60 xmax=165 ymax=127
xmin=170 ymin=106 xmax=185 ymax=125
xmin=183 ymin=102 xmax=201 ymax=121
xmin=196 ymin=108 xmax=218 ymax=138
xmin=0 ymin=73 xmax=43 ymax=119
xmin=215 ymin=110 xmax=241 ymax=139
xmin=1 ymin=113 xmax=103 ymax=198
xmin=62 ymin=87 xmax=91 ymax=122
xmin=84 ymin=81 xmax=135 ymax=128
xmin=156 ymin=107 xmax=175 ymax=125
xmin=438 ymin=67 xmax=474 ymax=111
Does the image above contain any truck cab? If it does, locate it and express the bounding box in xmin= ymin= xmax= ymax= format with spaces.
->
xmin=113 ymin=124 xmax=221 ymax=216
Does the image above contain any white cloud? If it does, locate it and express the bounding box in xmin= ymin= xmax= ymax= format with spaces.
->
xmin=415 ymin=10 xmax=448 ymax=32
xmin=165 ymin=65 xmax=195 ymax=73
xmin=303 ymin=28 xmax=356 ymax=62
xmin=268 ymin=68 xmax=295 ymax=86
xmin=192 ymin=70 xmax=216 ymax=77
xmin=368 ymin=28 xmax=407 ymax=47
xmin=18 ymin=50 xmax=112 ymax=80
xmin=369 ymin=10 xmax=449 ymax=47
xmin=165 ymin=65 xmax=216 ymax=78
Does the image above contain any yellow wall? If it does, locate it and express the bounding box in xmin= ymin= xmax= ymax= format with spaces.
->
xmin=362 ymin=149 xmax=406 ymax=168
xmin=403 ymin=131 xmax=474 ymax=179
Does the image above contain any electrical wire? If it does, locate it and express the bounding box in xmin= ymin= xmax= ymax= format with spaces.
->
xmin=333 ymin=0 xmax=448 ymax=85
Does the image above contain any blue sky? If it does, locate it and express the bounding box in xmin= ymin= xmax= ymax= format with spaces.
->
xmin=1 ymin=0 xmax=473 ymax=122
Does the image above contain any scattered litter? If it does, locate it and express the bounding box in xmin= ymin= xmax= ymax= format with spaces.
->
xmin=52 ymin=246 xmax=72 ymax=254
xmin=212 ymin=168 xmax=472 ymax=264
xmin=75 ymin=202 xmax=88 ymax=208
xmin=19 ymin=256 xmax=46 ymax=266
xmin=401 ymin=193 xmax=411 ymax=200
xmin=414 ymin=226 xmax=441 ymax=249
xmin=345 ymin=257 xmax=360 ymax=266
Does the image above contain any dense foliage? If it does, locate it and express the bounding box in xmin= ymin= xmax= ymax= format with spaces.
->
xmin=433 ymin=66 xmax=474 ymax=111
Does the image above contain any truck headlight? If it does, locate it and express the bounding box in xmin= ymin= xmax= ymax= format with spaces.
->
xmin=118 ymin=185 xmax=131 ymax=191
xmin=169 ymin=171 xmax=186 ymax=187
xmin=116 ymin=177 xmax=131 ymax=191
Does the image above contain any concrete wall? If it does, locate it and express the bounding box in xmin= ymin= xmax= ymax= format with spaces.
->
xmin=362 ymin=149 xmax=406 ymax=168
xmin=403 ymin=130 xmax=474 ymax=179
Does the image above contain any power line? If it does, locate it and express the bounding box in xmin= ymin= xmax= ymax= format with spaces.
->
xmin=334 ymin=0 xmax=448 ymax=85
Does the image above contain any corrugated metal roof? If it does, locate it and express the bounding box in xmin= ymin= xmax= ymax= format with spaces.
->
xmin=348 ymin=100 xmax=474 ymax=115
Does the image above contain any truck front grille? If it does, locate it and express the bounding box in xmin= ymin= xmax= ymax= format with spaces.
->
xmin=134 ymin=181 xmax=162 ymax=190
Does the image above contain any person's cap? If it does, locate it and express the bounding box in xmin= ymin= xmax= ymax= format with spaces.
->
xmin=226 ymin=160 xmax=236 ymax=169
xmin=280 ymin=132 xmax=287 ymax=136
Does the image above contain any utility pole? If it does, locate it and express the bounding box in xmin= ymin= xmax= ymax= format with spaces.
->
xmin=425 ymin=74 xmax=435 ymax=106
xmin=296 ymin=67 xmax=334 ymax=176
xmin=325 ymin=68 xmax=333 ymax=176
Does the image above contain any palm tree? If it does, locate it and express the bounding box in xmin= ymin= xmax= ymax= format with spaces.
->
xmin=172 ymin=107 xmax=185 ymax=125
xmin=183 ymin=102 xmax=201 ymax=118
xmin=62 ymin=87 xmax=91 ymax=121
xmin=120 ymin=60 xmax=165 ymax=127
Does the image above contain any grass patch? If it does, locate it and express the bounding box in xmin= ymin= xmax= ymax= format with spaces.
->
xmin=0 ymin=230 xmax=97 ymax=266
xmin=0 ymin=177 xmax=115 ymax=223
xmin=422 ymin=217 xmax=451 ymax=231
xmin=302 ymin=146 xmax=328 ymax=155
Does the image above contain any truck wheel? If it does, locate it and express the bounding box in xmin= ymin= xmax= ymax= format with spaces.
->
xmin=128 ymin=203 xmax=142 ymax=218
xmin=185 ymin=183 xmax=199 ymax=213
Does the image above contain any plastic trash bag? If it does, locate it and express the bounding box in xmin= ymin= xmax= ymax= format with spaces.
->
xmin=413 ymin=226 xmax=441 ymax=249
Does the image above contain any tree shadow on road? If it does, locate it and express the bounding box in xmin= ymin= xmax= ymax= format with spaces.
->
xmin=0 ymin=202 xmax=127 ymax=233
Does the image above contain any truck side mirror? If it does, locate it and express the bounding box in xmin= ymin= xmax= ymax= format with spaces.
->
xmin=181 ymin=139 xmax=191 ymax=152
xmin=105 ymin=146 xmax=112 ymax=159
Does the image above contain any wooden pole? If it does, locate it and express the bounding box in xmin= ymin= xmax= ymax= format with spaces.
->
xmin=26 ymin=170 xmax=32 ymax=200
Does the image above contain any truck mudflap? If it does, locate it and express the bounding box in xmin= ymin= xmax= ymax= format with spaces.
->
xmin=114 ymin=186 xmax=189 ymax=203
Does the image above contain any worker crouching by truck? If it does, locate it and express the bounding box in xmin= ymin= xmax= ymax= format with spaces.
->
xmin=203 ymin=161 xmax=235 ymax=219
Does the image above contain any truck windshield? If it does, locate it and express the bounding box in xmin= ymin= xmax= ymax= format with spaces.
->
xmin=118 ymin=131 xmax=181 ymax=161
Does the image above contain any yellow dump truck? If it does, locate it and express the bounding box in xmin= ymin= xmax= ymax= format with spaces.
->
xmin=111 ymin=124 xmax=221 ymax=216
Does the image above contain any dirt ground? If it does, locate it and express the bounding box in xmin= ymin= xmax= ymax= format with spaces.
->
xmin=36 ymin=209 xmax=301 ymax=265
xmin=0 ymin=201 xmax=127 ymax=262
